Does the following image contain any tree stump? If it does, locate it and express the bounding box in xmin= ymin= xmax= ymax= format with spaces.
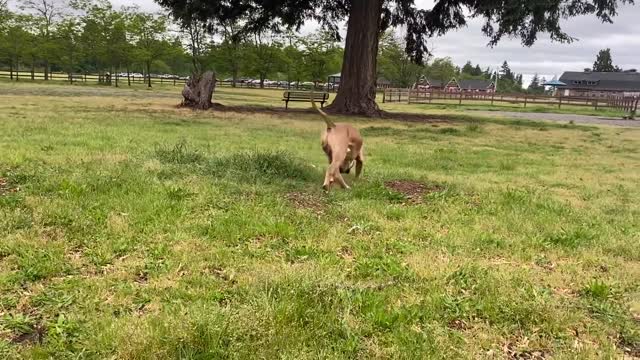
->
xmin=181 ymin=71 xmax=216 ymax=110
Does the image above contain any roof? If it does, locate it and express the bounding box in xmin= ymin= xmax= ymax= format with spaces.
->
xmin=427 ymin=79 xmax=445 ymax=87
xmin=558 ymin=71 xmax=640 ymax=91
xmin=543 ymin=80 xmax=567 ymax=86
xmin=455 ymin=79 xmax=495 ymax=90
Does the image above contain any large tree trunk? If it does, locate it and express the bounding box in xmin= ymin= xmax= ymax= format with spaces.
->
xmin=326 ymin=0 xmax=384 ymax=117
xmin=181 ymin=71 xmax=216 ymax=110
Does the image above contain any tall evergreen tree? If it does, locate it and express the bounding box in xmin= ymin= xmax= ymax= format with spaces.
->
xmin=592 ymin=48 xmax=618 ymax=72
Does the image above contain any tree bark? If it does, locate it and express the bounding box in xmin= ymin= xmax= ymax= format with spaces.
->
xmin=326 ymin=0 xmax=384 ymax=117
xmin=181 ymin=71 xmax=216 ymax=110
xmin=126 ymin=64 xmax=131 ymax=86
xmin=147 ymin=61 xmax=152 ymax=88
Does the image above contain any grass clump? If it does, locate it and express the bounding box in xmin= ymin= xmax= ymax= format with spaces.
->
xmin=205 ymin=150 xmax=317 ymax=183
xmin=154 ymin=140 xmax=205 ymax=164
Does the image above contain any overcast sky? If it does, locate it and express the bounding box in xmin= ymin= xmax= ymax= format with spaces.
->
xmin=91 ymin=0 xmax=640 ymax=84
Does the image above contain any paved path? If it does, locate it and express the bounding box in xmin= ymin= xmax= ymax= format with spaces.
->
xmin=470 ymin=110 xmax=640 ymax=127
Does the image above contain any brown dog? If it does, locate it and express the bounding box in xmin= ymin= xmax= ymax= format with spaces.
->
xmin=311 ymin=97 xmax=364 ymax=190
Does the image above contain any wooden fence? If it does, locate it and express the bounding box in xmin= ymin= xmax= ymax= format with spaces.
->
xmin=0 ymin=70 xmax=331 ymax=91
xmin=383 ymin=88 xmax=639 ymax=114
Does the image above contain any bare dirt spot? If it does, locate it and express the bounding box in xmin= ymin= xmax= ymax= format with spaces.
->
xmin=384 ymin=180 xmax=444 ymax=204
xmin=447 ymin=319 xmax=468 ymax=331
xmin=618 ymin=337 xmax=640 ymax=358
xmin=0 ymin=177 xmax=20 ymax=196
xmin=502 ymin=342 xmax=550 ymax=359
xmin=286 ymin=191 xmax=326 ymax=216
xmin=10 ymin=324 xmax=46 ymax=345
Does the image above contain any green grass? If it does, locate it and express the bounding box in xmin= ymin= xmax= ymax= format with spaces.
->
xmin=1 ymin=81 xmax=640 ymax=359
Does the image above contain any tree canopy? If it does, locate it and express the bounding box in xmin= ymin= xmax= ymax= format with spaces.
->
xmin=592 ymin=48 xmax=622 ymax=72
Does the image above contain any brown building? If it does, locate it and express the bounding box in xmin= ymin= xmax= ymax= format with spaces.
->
xmin=558 ymin=70 xmax=640 ymax=97
xmin=447 ymin=79 xmax=496 ymax=93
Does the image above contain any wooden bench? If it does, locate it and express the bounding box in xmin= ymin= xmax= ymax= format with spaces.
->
xmin=282 ymin=91 xmax=329 ymax=109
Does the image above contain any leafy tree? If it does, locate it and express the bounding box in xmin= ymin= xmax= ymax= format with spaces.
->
xmin=129 ymin=11 xmax=168 ymax=87
xmin=500 ymin=61 xmax=514 ymax=82
xmin=592 ymin=48 xmax=620 ymax=72
xmin=20 ymin=0 xmax=68 ymax=80
xmin=54 ymin=17 xmax=82 ymax=82
xmin=281 ymin=33 xmax=307 ymax=86
xmin=300 ymin=30 xmax=342 ymax=85
xmin=461 ymin=61 xmax=474 ymax=75
xmin=208 ymin=20 xmax=247 ymax=86
xmin=245 ymin=31 xmax=285 ymax=88
xmin=377 ymin=31 xmax=425 ymax=87
xmin=155 ymin=0 xmax=633 ymax=116
xmin=428 ymin=57 xmax=456 ymax=83
xmin=2 ymin=14 xmax=35 ymax=79
xmin=472 ymin=64 xmax=483 ymax=77
xmin=528 ymin=74 xmax=543 ymax=94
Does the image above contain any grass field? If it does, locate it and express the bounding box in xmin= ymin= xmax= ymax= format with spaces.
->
xmin=1 ymin=81 xmax=639 ymax=359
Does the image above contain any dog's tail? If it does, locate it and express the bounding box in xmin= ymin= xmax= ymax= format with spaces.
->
xmin=311 ymin=92 xmax=336 ymax=129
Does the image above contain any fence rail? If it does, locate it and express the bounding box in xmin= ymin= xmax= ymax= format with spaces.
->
xmin=0 ymin=70 xmax=332 ymax=91
xmin=383 ymin=88 xmax=639 ymax=114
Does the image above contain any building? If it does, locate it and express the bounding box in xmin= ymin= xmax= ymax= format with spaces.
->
xmin=557 ymin=70 xmax=640 ymax=97
xmin=447 ymin=79 xmax=496 ymax=93
xmin=415 ymin=78 xmax=495 ymax=92
xmin=414 ymin=79 xmax=447 ymax=91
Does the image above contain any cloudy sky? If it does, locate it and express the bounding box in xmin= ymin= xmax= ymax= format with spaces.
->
xmin=99 ymin=0 xmax=640 ymax=84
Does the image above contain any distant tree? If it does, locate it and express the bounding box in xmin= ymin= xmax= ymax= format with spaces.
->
xmin=428 ymin=57 xmax=457 ymax=83
xmin=54 ymin=18 xmax=82 ymax=81
xmin=281 ymin=33 xmax=307 ymax=85
xmin=301 ymin=30 xmax=342 ymax=85
xmin=592 ymin=48 xmax=617 ymax=72
xmin=472 ymin=64 xmax=483 ymax=77
xmin=245 ymin=31 xmax=285 ymax=88
xmin=129 ymin=11 xmax=168 ymax=87
xmin=378 ymin=31 xmax=425 ymax=87
xmin=500 ymin=61 xmax=514 ymax=81
xmin=461 ymin=61 xmax=474 ymax=75
xmin=528 ymin=74 xmax=541 ymax=93
xmin=516 ymin=74 xmax=523 ymax=87
xmin=2 ymin=14 xmax=35 ymax=79
xmin=20 ymin=0 xmax=68 ymax=80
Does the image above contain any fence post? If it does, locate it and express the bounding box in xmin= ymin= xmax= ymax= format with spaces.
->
xmin=383 ymin=89 xmax=386 ymax=103
xmin=558 ymin=97 xmax=562 ymax=109
xmin=459 ymin=92 xmax=462 ymax=105
xmin=491 ymin=92 xmax=495 ymax=106
xmin=524 ymin=95 xmax=527 ymax=108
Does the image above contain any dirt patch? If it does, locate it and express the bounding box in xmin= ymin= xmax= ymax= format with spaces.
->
xmin=9 ymin=324 xmax=46 ymax=345
xmin=0 ymin=177 xmax=20 ymax=196
xmin=619 ymin=337 xmax=640 ymax=358
xmin=384 ymin=180 xmax=444 ymax=204
xmin=447 ymin=319 xmax=468 ymax=331
xmin=286 ymin=191 xmax=326 ymax=216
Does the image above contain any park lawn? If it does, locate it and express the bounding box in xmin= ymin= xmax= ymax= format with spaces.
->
xmin=1 ymin=82 xmax=639 ymax=359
